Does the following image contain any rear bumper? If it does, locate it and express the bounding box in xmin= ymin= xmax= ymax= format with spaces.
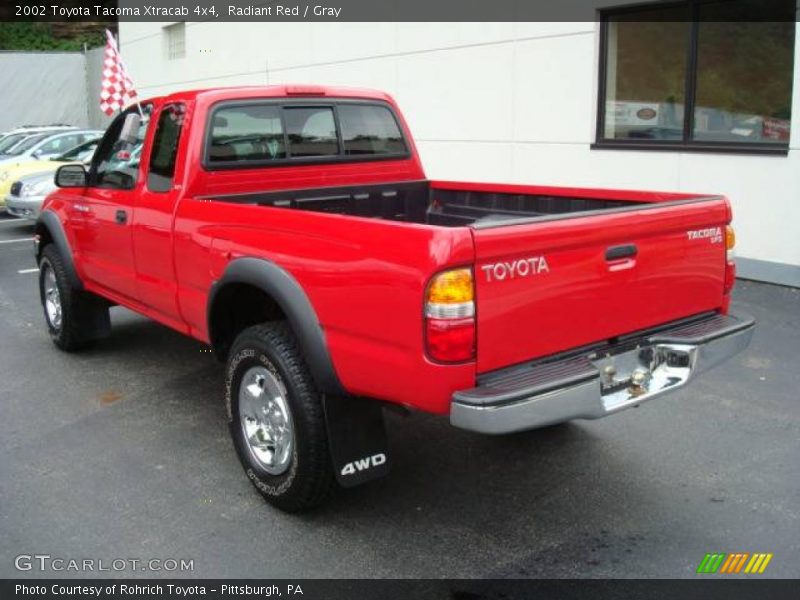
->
xmin=450 ymin=311 xmax=755 ymax=434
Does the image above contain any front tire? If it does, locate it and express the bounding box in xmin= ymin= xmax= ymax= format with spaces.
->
xmin=226 ymin=323 xmax=336 ymax=512
xmin=38 ymin=245 xmax=108 ymax=351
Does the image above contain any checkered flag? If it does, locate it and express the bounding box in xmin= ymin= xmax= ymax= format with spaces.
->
xmin=99 ymin=29 xmax=138 ymax=116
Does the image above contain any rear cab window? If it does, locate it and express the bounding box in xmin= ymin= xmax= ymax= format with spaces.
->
xmin=209 ymin=105 xmax=285 ymax=162
xmin=284 ymin=106 xmax=339 ymax=157
xmin=205 ymin=100 xmax=407 ymax=168
xmin=338 ymin=104 xmax=406 ymax=156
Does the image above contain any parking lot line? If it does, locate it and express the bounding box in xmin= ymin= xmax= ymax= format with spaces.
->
xmin=17 ymin=268 xmax=38 ymax=274
xmin=0 ymin=238 xmax=32 ymax=244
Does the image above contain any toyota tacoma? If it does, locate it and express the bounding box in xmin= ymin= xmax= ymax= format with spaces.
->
xmin=34 ymin=86 xmax=754 ymax=511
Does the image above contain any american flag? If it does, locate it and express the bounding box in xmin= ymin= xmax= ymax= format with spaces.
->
xmin=99 ymin=29 xmax=138 ymax=116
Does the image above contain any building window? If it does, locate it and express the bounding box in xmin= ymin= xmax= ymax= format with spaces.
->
xmin=596 ymin=0 xmax=795 ymax=153
xmin=164 ymin=22 xmax=185 ymax=60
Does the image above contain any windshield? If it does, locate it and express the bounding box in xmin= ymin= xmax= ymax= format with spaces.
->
xmin=55 ymin=138 xmax=100 ymax=162
xmin=6 ymin=134 xmax=47 ymax=156
xmin=0 ymin=133 xmax=27 ymax=153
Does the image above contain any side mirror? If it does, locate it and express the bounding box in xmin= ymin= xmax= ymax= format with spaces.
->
xmin=55 ymin=164 xmax=87 ymax=188
xmin=32 ymin=149 xmax=42 ymax=159
xmin=118 ymin=112 xmax=141 ymax=145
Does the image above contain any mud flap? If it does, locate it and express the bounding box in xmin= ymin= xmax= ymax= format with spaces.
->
xmin=323 ymin=395 xmax=390 ymax=487
xmin=76 ymin=295 xmax=111 ymax=341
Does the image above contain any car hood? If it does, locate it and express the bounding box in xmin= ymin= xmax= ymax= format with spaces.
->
xmin=1 ymin=158 xmax=63 ymax=172
xmin=1 ymin=160 xmax=71 ymax=182
xmin=17 ymin=168 xmax=61 ymax=185
xmin=0 ymin=159 xmax=66 ymax=194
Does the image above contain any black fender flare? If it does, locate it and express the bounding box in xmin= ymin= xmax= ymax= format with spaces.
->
xmin=35 ymin=210 xmax=83 ymax=291
xmin=208 ymin=257 xmax=347 ymax=397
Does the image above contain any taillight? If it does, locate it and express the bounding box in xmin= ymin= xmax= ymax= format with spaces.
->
xmin=726 ymin=225 xmax=736 ymax=262
xmin=724 ymin=225 xmax=736 ymax=296
xmin=424 ymin=268 xmax=475 ymax=363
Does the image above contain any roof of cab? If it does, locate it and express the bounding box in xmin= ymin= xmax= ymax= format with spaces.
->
xmin=151 ymin=85 xmax=395 ymax=106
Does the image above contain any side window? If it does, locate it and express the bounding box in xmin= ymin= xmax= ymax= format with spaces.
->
xmin=37 ymin=134 xmax=82 ymax=156
xmin=209 ymin=105 xmax=285 ymax=163
xmin=0 ymin=133 xmax=26 ymax=153
xmin=91 ymin=105 xmax=151 ymax=190
xmin=148 ymin=103 xmax=186 ymax=192
xmin=284 ymin=107 xmax=338 ymax=157
xmin=338 ymin=105 xmax=407 ymax=156
xmin=59 ymin=141 xmax=98 ymax=162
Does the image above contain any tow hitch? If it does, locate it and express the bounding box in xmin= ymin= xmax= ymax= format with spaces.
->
xmin=592 ymin=343 xmax=698 ymax=412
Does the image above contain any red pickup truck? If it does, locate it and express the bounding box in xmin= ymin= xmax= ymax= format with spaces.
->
xmin=36 ymin=85 xmax=754 ymax=511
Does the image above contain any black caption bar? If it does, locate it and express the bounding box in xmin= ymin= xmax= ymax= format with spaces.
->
xmin=1 ymin=0 xmax=798 ymax=22
xmin=4 ymin=580 xmax=800 ymax=600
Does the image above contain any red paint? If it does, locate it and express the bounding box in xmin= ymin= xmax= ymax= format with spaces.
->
xmin=468 ymin=196 xmax=730 ymax=373
xmin=43 ymin=86 xmax=734 ymax=416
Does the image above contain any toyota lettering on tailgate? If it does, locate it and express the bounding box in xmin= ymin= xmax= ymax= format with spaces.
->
xmin=481 ymin=256 xmax=550 ymax=282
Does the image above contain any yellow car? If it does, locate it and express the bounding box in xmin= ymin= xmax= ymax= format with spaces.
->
xmin=0 ymin=137 xmax=101 ymax=204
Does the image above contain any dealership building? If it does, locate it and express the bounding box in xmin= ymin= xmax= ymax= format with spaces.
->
xmin=120 ymin=2 xmax=800 ymax=286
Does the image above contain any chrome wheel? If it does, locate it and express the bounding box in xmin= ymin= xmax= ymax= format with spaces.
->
xmin=43 ymin=264 xmax=62 ymax=330
xmin=239 ymin=365 xmax=294 ymax=475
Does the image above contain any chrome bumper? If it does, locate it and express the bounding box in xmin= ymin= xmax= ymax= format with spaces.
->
xmin=450 ymin=311 xmax=755 ymax=434
xmin=5 ymin=194 xmax=43 ymax=220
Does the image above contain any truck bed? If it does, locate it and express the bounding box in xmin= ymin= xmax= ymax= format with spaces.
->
xmin=206 ymin=180 xmax=700 ymax=228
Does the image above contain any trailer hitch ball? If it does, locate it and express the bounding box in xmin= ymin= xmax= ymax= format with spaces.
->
xmin=629 ymin=368 xmax=651 ymax=395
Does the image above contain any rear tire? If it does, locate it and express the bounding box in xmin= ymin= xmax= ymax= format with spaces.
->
xmin=226 ymin=322 xmax=336 ymax=512
xmin=38 ymin=244 xmax=109 ymax=352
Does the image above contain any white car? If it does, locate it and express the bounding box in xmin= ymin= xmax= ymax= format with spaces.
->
xmin=0 ymin=124 xmax=75 ymax=137
xmin=5 ymin=169 xmax=57 ymax=220
xmin=0 ymin=126 xmax=76 ymax=152
xmin=0 ymin=129 xmax=103 ymax=165
xmin=0 ymin=132 xmax=43 ymax=155
xmin=5 ymin=138 xmax=101 ymax=220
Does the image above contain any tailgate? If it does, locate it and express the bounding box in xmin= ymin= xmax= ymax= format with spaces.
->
xmin=472 ymin=197 xmax=730 ymax=373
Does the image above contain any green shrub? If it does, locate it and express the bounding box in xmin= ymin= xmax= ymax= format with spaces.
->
xmin=0 ymin=23 xmax=105 ymax=51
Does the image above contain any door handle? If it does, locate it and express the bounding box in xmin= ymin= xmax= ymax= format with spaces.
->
xmin=115 ymin=209 xmax=128 ymax=225
xmin=605 ymin=244 xmax=637 ymax=261
xmin=605 ymin=244 xmax=637 ymax=272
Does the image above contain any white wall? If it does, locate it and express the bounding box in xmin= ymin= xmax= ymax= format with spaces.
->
xmin=119 ymin=22 xmax=800 ymax=284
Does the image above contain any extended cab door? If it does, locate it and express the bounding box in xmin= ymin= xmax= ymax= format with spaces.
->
xmin=72 ymin=106 xmax=151 ymax=302
xmin=131 ymin=102 xmax=188 ymax=328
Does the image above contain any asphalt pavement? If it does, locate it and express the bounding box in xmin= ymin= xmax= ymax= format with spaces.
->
xmin=0 ymin=213 xmax=798 ymax=579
